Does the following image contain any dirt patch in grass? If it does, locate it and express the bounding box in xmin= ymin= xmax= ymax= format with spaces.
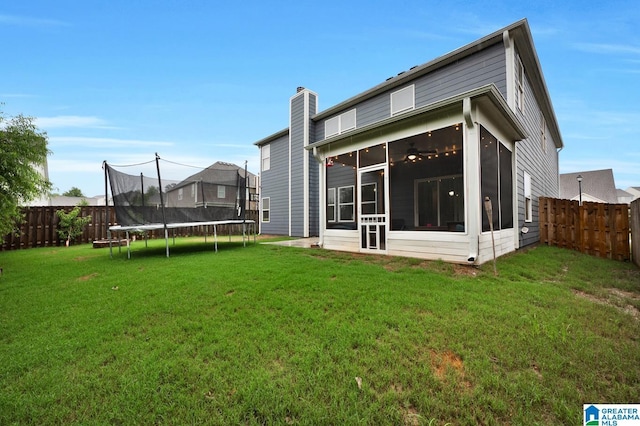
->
xmin=430 ymin=349 xmax=464 ymax=380
xmin=400 ymin=405 xmax=421 ymax=426
xmin=573 ymin=288 xmax=640 ymax=320
xmin=77 ymin=273 xmax=98 ymax=282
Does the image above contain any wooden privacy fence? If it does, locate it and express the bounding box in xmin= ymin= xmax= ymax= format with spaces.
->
xmin=1 ymin=207 xmax=259 ymax=251
xmin=539 ymin=197 xmax=631 ymax=262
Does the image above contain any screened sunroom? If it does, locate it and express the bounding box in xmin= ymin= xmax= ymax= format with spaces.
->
xmin=311 ymin=86 xmax=527 ymax=264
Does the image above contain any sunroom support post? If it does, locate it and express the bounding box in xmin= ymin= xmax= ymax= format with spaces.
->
xmin=464 ymin=97 xmax=480 ymax=263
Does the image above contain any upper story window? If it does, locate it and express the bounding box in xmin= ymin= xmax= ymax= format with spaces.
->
xmin=540 ymin=112 xmax=547 ymax=154
xmin=217 ymin=185 xmax=226 ymax=199
xmin=524 ymin=172 xmax=532 ymax=223
xmin=391 ymin=85 xmax=415 ymax=116
xmin=515 ymin=55 xmax=524 ymax=113
xmin=261 ymin=144 xmax=271 ymax=171
xmin=178 ymin=188 xmax=183 ymax=200
xmin=325 ymin=109 xmax=357 ymax=139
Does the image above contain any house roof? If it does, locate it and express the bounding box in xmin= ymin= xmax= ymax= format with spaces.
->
xmin=168 ymin=161 xmax=257 ymax=191
xmin=255 ymin=18 xmax=562 ymax=150
xmin=559 ymin=169 xmax=619 ymax=204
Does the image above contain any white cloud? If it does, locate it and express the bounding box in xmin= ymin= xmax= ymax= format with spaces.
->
xmin=35 ymin=115 xmax=116 ymax=129
xmin=572 ymin=43 xmax=640 ymax=55
xmin=49 ymin=136 xmax=174 ymax=148
xmin=0 ymin=14 xmax=69 ymax=27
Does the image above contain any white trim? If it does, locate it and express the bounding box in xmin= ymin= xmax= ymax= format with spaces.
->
xmin=303 ymin=91 xmax=310 ymax=238
xmin=288 ymin=95 xmax=292 ymax=236
xmin=503 ymin=31 xmax=516 ymax=112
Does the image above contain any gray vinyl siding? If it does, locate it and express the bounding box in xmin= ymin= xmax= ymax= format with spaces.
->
xmin=314 ymin=43 xmax=506 ymax=140
xmin=260 ymin=134 xmax=289 ymax=235
xmin=513 ymin=48 xmax=559 ymax=247
xmin=290 ymin=94 xmax=306 ymax=236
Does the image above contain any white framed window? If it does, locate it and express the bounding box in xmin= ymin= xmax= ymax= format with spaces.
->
xmin=324 ymin=109 xmax=357 ymax=139
xmin=540 ymin=112 xmax=547 ymax=154
xmin=325 ymin=116 xmax=340 ymax=138
xmin=261 ymin=197 xmax=270 ymax=222
xmin=327 ymin=188 xmax=336 ymax=222
xmin=391 ymin=85 xmax=415 ymax=116
xmin=261 ymin=144 xmax=271 ymax=171
xmin=361 ymin=183 xmax=377 ymax=215
xmin=341 ymin=109 xmax=356 ymax=132
xmin=338 ymin=185 xmax=354 ymax=222
xmin=515 ymin=54 xmax=524 ymax=113
xmin=524 ymin=172 xmax=532 ymax=222
xmin=217 ymin=185 xmax=226 ymax=199
xmin=191 ymin=183 xmax=196 ymax=198
xmin=178 ymin=188 xmax=183 ymax=200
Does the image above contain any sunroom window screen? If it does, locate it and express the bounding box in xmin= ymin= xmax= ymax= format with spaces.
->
xmin=480 ymin=126 xmax=513 ymax=232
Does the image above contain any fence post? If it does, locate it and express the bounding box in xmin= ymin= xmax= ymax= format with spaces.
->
xmin=632 ymin=199 xmax=640 ymax=267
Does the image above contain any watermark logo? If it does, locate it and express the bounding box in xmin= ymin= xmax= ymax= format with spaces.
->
xmin=584 ymin=404 xmax=640 ymax=426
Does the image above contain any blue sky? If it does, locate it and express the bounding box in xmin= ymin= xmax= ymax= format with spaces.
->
xmin=1 ymin=0 xmax=638 ymax=197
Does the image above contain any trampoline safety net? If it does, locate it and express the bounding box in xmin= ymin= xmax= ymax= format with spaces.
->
xmin=104 ymin=155 xmax=247 ymax=227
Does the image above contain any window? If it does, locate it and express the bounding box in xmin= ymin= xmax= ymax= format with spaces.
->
xmin=326 ymin=151 xmax=357 ymax=228
xmin=178 ymin=188 xmax=183 ymax=200
xmin=191 ymin=183 xmax=196 ymax=198
xmin=261 ymin=197 xmax=270 ymax=222
xmin=515 ymin=55 xmax=524 ymax=112
xmin=324 ymin=109 xmax=357 ymax=139
xmin=338 ymin=186 xmax=355 ymax=222
xmin=524 ymin=172 xmax=532 ymax=222
xmin=540 ymin=112 xmax=547 ymax=153
xmin=480 ymin=126 xmax=513 ymax=232
xmin=261 ymin=144 xmax=271 ymax=171
xmin=391 ymin=85 xmax=415 ymax=115
xmin=361 ymin=183 xmax=377 ymax=215
xmin=327 ymin=188 xmax=336 ymax=222
xmin=217 ymin=185 xmax=226 ymax=199
xmin=415 ymin=176 xmax=464 ymax=230
xmin=387 ymin=124 xmax=464 ymax=232
xmin=325 ymin=117 xmax=340 ymax=138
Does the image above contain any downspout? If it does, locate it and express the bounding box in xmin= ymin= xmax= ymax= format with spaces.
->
xmin=312 ymin=146 xmax=325 ymax=247
xmin=463 ymin=97 xmax=479 ymax=264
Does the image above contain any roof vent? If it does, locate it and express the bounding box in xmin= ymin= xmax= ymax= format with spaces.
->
xmin=296 ymin=86 xmax=305 ymax=93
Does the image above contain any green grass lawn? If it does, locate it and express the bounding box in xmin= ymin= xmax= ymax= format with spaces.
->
xmin=1 ymin=238 xmax=638 ymax=425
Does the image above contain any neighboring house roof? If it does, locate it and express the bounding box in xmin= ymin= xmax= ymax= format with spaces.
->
xmin=616 ymin=188 xmax=634 ymax=204
xmin=625 ymin=186 xmax=640 ymax=201
xmin=168 ymin=161 xmax=257 ymax=192
xmin=559 ymin=169 xmax=619 ymax=204
xmin=255 ymin=18 xmax=563 ymax=150
xmin=26 ymin=195 xmax=106 ymax=206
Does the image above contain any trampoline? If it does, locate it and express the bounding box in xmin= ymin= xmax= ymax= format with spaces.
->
xmin=104 ymin=153 xmax=255 ymax=258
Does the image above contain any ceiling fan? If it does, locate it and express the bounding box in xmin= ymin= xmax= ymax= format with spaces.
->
xmin=404 ymin=142 xmax=437 ymax=162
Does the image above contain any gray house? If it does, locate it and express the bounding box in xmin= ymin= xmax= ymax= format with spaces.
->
xmin=255 ymin=19 xmax=563 ymax=264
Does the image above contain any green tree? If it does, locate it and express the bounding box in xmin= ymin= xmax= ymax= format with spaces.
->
xmin=63 ymin=187 xmax=85 ymax=197
xmin=0 ymin=111 xmax=52 ymax=237
xmin=56 ymin=206 xmax=91 ymax=246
